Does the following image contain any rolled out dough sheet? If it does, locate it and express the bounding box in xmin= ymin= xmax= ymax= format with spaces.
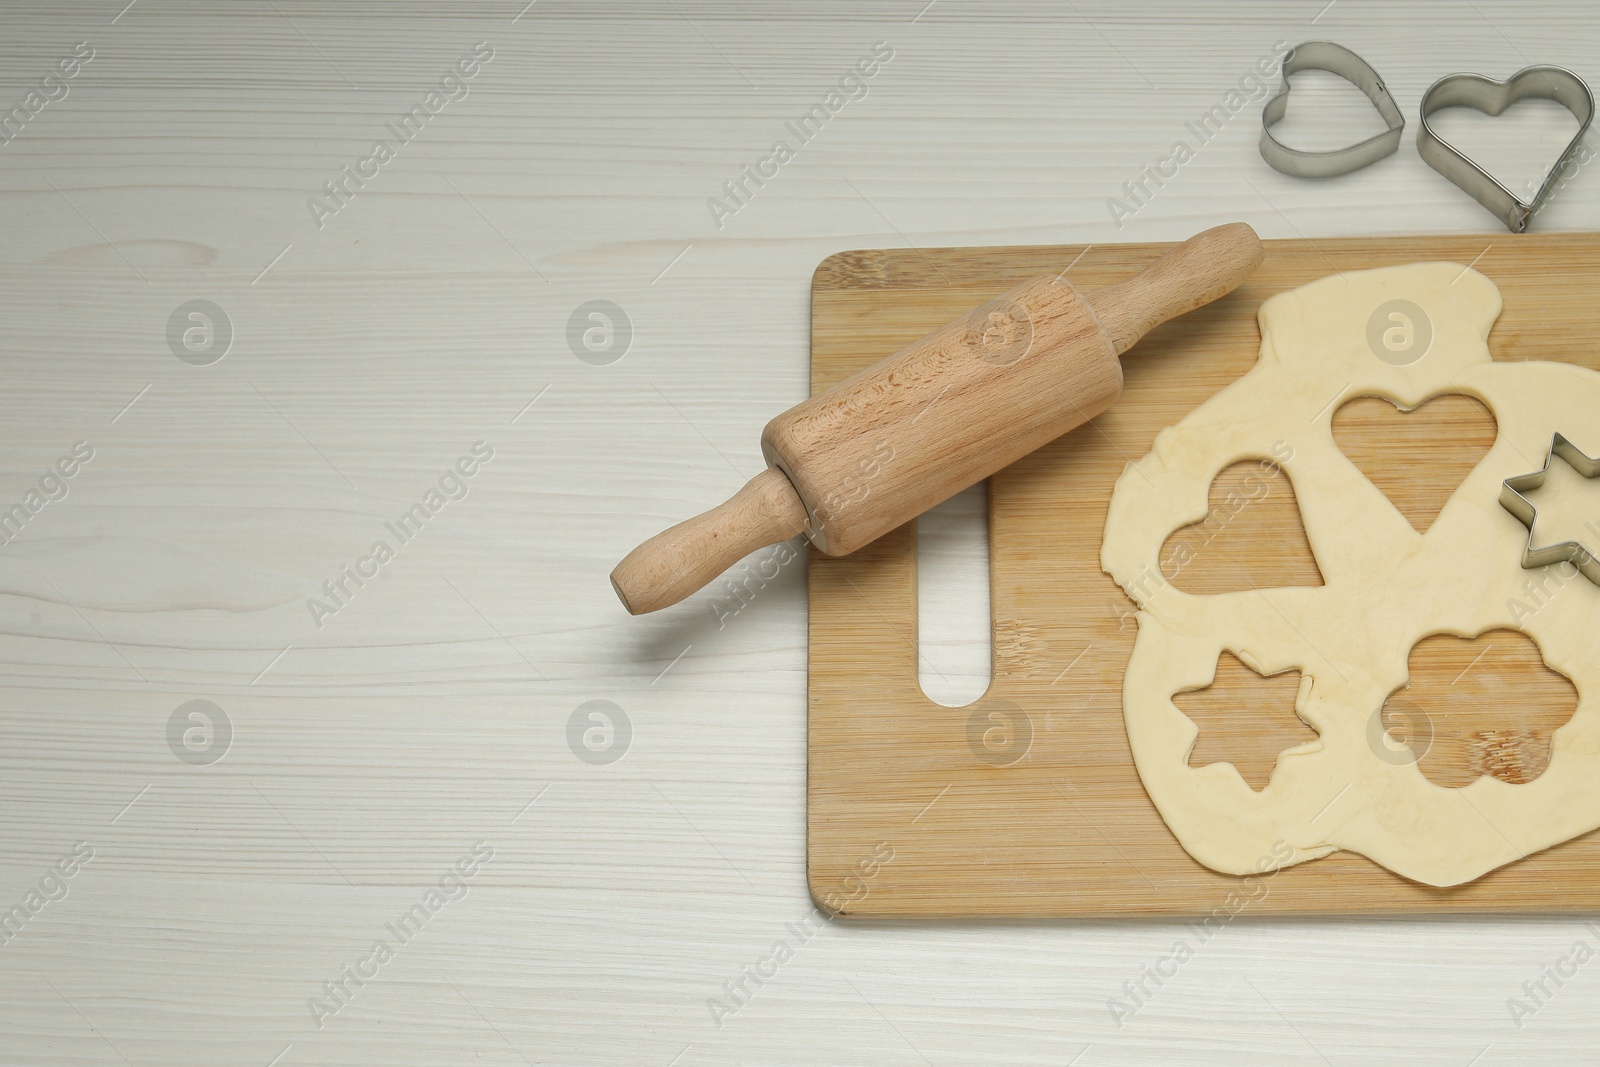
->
xmin=1101 ymin=262 xmax=1600 ymax=888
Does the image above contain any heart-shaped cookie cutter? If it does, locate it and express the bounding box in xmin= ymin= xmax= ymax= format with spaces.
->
xmin=1419 ymin=65 xmax=1595 ymax=233
xmin=1260 ymin=41 xmax=1406 ymax=178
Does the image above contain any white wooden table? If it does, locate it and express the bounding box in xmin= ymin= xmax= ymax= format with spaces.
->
xmin=2 ymin=2 xmax=1597 ymax=1063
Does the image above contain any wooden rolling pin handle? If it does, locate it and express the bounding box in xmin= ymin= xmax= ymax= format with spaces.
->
xmin=1086 ymin=222 xmax=1263 ymax=356
xmin=610 ymin=467 xmax=809 ymax=616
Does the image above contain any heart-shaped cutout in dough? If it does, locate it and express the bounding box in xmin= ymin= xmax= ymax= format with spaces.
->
xmin=1331 ymin=393 xmax=1497 ymax=533
xmin=1160 ymin=459 xmax=1323 ymax=594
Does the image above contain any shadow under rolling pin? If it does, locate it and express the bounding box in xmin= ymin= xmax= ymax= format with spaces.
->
xmin=611 ymin=222 xmax=1264 ymax=615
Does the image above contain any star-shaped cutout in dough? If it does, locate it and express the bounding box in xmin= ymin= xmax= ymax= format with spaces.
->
xmin=1499 ymin=433 xmax=1600 ymax=587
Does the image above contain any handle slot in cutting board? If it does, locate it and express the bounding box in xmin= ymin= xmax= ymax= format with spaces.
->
xmin=916 ymin=482 xmax=992 ymax=709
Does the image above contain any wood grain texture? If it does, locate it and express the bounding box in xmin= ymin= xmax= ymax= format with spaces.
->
xmin=1332 ymin=394 xmax=1500 ymax=533
xmin=5 ymin=0 xmax=1600 ymax=1062
xmin=1161 ymin=460 xmax=1324 ymax=594
xmin=1177 ymin=653 xmax=1316 ymax=792
xmin=1388 ymin=630 xmax=1578 ymax=790
xmin=809 ymin=232 xmax=1600 ymax=917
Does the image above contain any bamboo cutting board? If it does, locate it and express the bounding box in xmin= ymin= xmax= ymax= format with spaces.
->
xmin=807 ymin=232 xmax=1600 ymax=918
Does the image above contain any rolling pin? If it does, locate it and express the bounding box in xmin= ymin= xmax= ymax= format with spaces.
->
xmin=612 ymin=222 xmax=1263 ymax=614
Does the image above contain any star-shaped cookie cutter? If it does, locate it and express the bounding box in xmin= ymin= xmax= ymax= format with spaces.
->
xmin=1499 ymin=433 xmax=1600 ymax=586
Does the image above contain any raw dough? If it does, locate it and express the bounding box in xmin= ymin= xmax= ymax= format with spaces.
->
xmin=1101 ymin=262 xmax=1600 ymax=887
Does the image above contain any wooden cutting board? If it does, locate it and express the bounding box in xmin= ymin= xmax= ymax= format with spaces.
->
xmin=807 ymin=232 xmax=1600 ymax=917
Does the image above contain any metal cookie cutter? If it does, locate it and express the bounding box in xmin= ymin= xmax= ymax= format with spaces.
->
xmin=1419 ymin=66 xmax=1595 ymax=233
xmin=1499 ymin=433 xmax=1600 ymax=587
xmin=1260 ymin=42 xmax=1405 ymax=178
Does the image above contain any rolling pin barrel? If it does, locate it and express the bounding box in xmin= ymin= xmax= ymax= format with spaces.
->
xmin=612 ymin=222 xmax=1263 ymax=615
xmin=762 ymin=270 xmax=1122 ymax=556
